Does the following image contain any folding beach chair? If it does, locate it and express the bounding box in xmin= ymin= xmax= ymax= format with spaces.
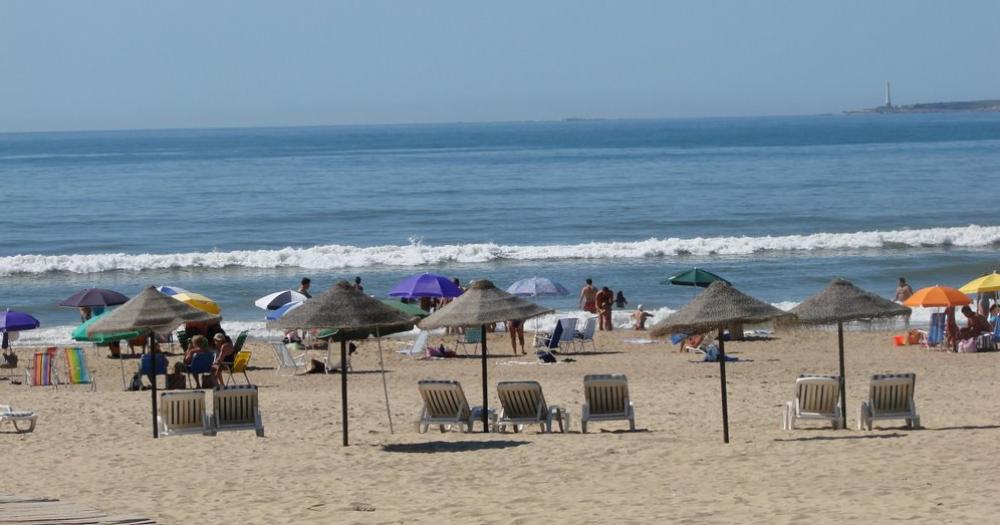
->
xmin=456 ymin=327 xmax=484 ymax=355
xmin=496 ymin=381 xmax=569 ymax=433
xmin=185 ymin=351 xmax=216 ymax=388
xmin=783 ymin=374 xmax=842 ymax=430
xmin=416 ymin=380 xmax=493 ymax=433
xmin=211 ymin=385 xmax=264 ymax=437
xmin=62 ymin=347 xmax=96 ymax=391
xmin=556 ymin=318 xmax=578 ymax=351
xmin=0 ymin=404 xmax=37 ymax=433
xmin=581 ymin=373 xmax=636 ymax=433
xmin=25 ymin=351 xmax=58 ymax=389
xmin=138 ymin=353 xmax=168 ymax=389
xmin=858 ymin=373 xmax=920 ymax=430
xmin=924 ymin=313 xmax=945 ymax=348
xmin=533 ymin=321 xmax=564 ymax=351
xmin=574 ymin=317 xmax=598 ymax=352
xmin=158 ymin=391 xmax=211 ymax=436
xmin=271 ymin=342 xmax=307 ymax=375
xmin=399 ymin=331 xmax=430 ymax=356
xmin=225 ymin=351 xmax=252 ymax=385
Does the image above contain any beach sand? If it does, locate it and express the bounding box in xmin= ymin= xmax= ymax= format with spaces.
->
xmin=3 ymin=329 xmax=998 ymax=524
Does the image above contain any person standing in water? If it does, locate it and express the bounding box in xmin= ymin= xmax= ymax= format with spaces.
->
xmin=298 ymin=277 xmax=312 ymax=298
xmin=579 ymin=278 xmax=597 ymax=314
xmin=596 ymin=286 xmax=614 ymax=331
xmin=895 ymin=277 xmax=914 ymax=327
xmin=615 ymin=291 xmax=628 ymax=309
xmin=354 ymin=276 xmax=364 ymax=292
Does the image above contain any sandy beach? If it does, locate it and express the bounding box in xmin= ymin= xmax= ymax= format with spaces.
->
xmin=3 ymin=328 xmax=997 ymax=524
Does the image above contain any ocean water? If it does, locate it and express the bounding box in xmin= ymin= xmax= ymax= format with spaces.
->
xmin=2 ymin=113 xmax=1000 ymax=343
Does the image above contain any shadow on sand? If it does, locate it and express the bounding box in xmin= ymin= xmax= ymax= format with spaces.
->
xmin=773 ymin=432 xmax=907 ymax=443
xmin=382 ymin=440 xmax=530 ymax=454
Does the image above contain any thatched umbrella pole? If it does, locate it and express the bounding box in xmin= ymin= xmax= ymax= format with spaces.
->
xmin=340 ymin=339 xmax=348 ymax=446
xmin=148 ymin=335 xmax=158 ymax=438
xmin=837 ymin=321 xmax=847 ymax=429
xmin=480 ymin=323 xmax=489 ymax=432
xmin=717 ymin=327 xmax=729 ymax=443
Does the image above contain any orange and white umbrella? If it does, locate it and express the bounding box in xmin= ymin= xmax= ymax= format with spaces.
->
xmin=903 ymin=285 xmax=971 ymax=308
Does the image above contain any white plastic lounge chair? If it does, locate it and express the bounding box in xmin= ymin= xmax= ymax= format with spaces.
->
xmin=495 ymin=381 xmax=569 ymax=433
xmin=783 ymin=375 xmax=842 ymax=430
xmin=272 ymin=342 xmax=307 ymax=375
xmin=574 ymin=317 xmax=598 ymax=352
xmin=399 ymin=331 xmax=430 ymax=356
xmin=211 ymin=385 xmax=264 ymax=437
xmin=157 ymin=391 xmax=211 ymax=436
xmin=416 ymin=380 xmax=493 ymax=433
xmin=0 ymin=404 xmax=37 ymax=433
xmin=581 ymin=374 xmax=636 ymax=433
xmin=858 ymin=373 xmax=919 ymax=430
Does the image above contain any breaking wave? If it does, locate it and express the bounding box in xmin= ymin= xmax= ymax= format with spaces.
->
xmin=2 ymin=224 xmax=999 ymax=276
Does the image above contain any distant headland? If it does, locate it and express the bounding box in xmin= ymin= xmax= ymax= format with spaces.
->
xmin=846 ymin=81 xmax=1000 ymax=114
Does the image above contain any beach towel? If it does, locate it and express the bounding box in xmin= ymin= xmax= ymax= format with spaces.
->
xmin=64 ymin=347 xmax=92 ymax=385
xmin=32 ymin=352 xmax=54 ymax=386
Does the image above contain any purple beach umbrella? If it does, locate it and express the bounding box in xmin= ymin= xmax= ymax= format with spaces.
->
xmin=388 ymin=273 xmax=463 ymax=299
xmin=58 ymin=288 xmax=130 ymax=308
xmin=0 ymin=309 xmax=41 ymax=332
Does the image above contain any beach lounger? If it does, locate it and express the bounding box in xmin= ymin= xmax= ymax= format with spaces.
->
xmin=157 ymin=391 xmax=211 ymax=436
xmin=533 ymin=321 xmax=564 ymax=351
xmin=211 ymin=385 xmax=264 ymax=437
xmin=783 ymin=375 xmax=842 ymax=430
xmin=456 ymin=327 xmax=484 ymax=355
xmin=272 ymin=342 xmax=307 ymax=374
xmin=25 ymin=351 xmax=58 ymax=389
xmin=185 ymin=351 xmax=216 ymax=388
xmin=495 ymin=381 xmax=569 ymax=433
xmin=0 ymin=404 xmax=37 ymax=433
xmin=225 ymin=350 xmax=252 ymax=385
xmin=62 ymin=347 xmax=96 ymax=391
xmin=858 ymin=373 xmax=920 ymax=430
xmin=399 ymin=331 xmax=430 ymax=356
xmin=574 ymin=316 xmax=598 ymax=352
xmin=416 ymin=380 xmax=493 ymax=433
xmin=581 ymin=374 xmax=636 ymax=433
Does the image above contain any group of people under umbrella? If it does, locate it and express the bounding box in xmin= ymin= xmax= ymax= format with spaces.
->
xmin=7 ymin=268 xmax=998 ymax=445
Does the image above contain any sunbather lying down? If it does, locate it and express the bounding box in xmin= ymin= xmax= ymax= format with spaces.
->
xmin=680 ymin=334 xmax=705 ymax=353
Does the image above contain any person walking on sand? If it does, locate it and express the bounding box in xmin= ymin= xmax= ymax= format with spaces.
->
xmin=895 ymin=277 xmax=913 ymax=327
xmin=298 ymin=277 xmax=312 ymax=298
xmin=596 ymin=286 xmax=614 ymax=331
xmin=580 ymin=279 xmax=597 ymax=314
xmin=508 ymin=319 xmax=525 ymax=355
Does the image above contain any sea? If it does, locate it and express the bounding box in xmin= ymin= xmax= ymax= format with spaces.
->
xmin=3 ymin=113 xmax=1000 ymax=344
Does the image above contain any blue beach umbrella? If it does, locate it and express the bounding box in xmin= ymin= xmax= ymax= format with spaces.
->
xmin=0 ymin=309 xmax=41 ymax=332
xmin=388 ymin=273 xmax=463 ymax=299
xmin=507 ymin=277 xmax=569 ymax=297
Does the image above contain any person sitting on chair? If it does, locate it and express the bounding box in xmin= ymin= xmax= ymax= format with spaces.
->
xmin=958 ymin=305 xmax=992 ymax=341
xmin=211 ymin=333 xmax=236 ymax=386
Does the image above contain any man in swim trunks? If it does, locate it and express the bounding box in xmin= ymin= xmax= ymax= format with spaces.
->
xmin=580 ymin=278 xmax=597 ymax=314
xmin=595 ymin=286 xmax=613 ymax=331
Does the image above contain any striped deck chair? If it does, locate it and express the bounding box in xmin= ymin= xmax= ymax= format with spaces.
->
xmin=63 ymin=347 xmax=96 ymax=391
xmin=924 ymin=313 xmax=946 ymax=348
xmin=25 ymin=351 xmax=58 ymax=388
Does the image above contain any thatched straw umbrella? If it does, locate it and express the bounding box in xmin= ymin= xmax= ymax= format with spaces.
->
xmin=789 ymin=278 xmax=910 ymax=428
xmin=269 ymin=281 xmax=416 ymax=446
xmin=650 ymin=281 xmax=793 ymax=443
xmin=87 ymin=286 xmax=220 ymax=438
xmin=419 ymin=280 xmax=553 ymax=431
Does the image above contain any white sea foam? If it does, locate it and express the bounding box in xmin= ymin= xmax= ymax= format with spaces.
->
xmin=2 ymin=224 xmax=999 ymax=276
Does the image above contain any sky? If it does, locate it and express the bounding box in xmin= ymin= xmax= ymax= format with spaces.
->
xmin=2 ymin=0 xmax=999 ymax=132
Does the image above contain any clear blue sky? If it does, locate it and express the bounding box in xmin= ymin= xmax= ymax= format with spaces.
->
xmin=2 ymin=0 xmax=998 ymax=132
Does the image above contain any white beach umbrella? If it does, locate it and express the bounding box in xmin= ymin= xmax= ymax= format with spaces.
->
xmin=255 ymin=290 xmax=309 ymax=310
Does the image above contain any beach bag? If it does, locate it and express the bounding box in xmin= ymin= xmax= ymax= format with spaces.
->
xmin=1 ymin=350 xmax=17 ymax=369
xmin=976 ymin=334 xmax=994 ymax=352
xmin=537 ymin=351 xmax=557 ymax=363
xmin=958 ymin=338 xmax=977 ymax=353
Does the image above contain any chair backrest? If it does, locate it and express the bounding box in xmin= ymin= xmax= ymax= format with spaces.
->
xmin=558 ymin=318 xmax=578 ymax=344
xmin=45 ymin=346 xmax=59 ymax=358
xmin=188 ymin=351 xmax=216 ymax=374
xmin=464 ymin=327 xmax=483 ymax=343
xmin=795 ymin=375 xmax=840 ymax=415
xmin=579 ymin=317 xmax=597 ymax=341
xmin=139 ymin=353 xmax=168 ymax=375
xmin=993 ymin=320 xmax=1000 ymax=339
xmin=928 ymin=313 xmax=945 ymax=345
xmin=63 ymin=347 xmax=93 ymax=385
xmin=233 ymin=330 xmax=249 ymax=352
xmin=418 ymin=380 xmax=471 ymax=419
xmin=404 ymin=331 xmax=430 ymax=356
xmin=272 ymin=342 xmax=296 ymax=367
xmin=214 ymin=385 xmax=259 ymax=428
xmin=868 ymin=373 xmax=916 ymax=415
xmin=177 ymin=330 xmax=190 ymax=351
xmin=584 ymin=374 xmax=630 ymax=416
xmin=231 ymin=351 xmax=251 ymax=373
xmin=497 ymin=381 xmax=547 ymax=420
xmin=31 ymin=352 xmax=54 ymax=386
xmin=541 ymin=322 xmax=564 ymax=350
xmin=160 ymin=391 xmax=206 ymax=432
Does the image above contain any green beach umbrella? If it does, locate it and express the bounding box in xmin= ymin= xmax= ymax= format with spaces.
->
xmin=72 ymin=312 xmax=142 ymax=343
xmin=662 ymin=268 xmax=731 ymax=288
xmin=382 ymin=299 xmax=429 ymax=318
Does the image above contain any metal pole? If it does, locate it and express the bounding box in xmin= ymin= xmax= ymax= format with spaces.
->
xmin=341 ymin=339 xmax=349 ymax=446
xmin=838 ymin=321 xmax=847 ymax=430
xmin=375 ymin=327 xmax=394 ymax=434
xmin=150 ymin=335 xmax=158 ymax=439
xmin=718 ymin=327 xmax=729 ymax=444
xmin=481 ymin=323 xmax=489 ymax=432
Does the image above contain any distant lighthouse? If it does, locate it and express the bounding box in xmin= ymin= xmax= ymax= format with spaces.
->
xmin=885 ymin=81 xmax=893 ymax=109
